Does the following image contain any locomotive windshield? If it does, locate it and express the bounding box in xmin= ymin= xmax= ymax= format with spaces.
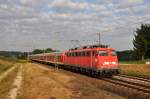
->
xmin=99 ymin=50 xmax=108 ymax=56
xmin=111 ymin=50 xmax=117 ymax=56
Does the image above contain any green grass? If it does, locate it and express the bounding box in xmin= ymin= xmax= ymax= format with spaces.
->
xmin=119 ymin=60 xmax=145 ymax=64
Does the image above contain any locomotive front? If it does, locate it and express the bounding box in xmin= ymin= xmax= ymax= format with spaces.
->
xmin=96 ymin=48 xmax=119 ymax=75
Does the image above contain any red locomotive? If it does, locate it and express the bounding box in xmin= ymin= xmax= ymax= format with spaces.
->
xmin=29 ymin=45 xmax=119 ymax=76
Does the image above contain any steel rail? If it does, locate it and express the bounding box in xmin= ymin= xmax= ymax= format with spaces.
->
xmin=117 ymin=74 xmax=150 ymax=82
xmin=102 ymin=78 xmax=150 ymax=94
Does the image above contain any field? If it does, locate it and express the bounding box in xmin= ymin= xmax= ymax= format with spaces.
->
xmin=0 ymin=58 xmax=15 ymax=75
xmin=0 ymin=58 xmax=19 ymax=99
xmin=0 ymin=58 xmax=150 ymax=99
xmin=119 ymin=64 xmax=150 ymax=77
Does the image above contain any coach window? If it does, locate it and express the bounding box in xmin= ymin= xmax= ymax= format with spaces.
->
xmin=86 ymin=51 xmax=90 ymax=56
xmin=70 ymin=53 xmax=72 ymax=57
xmin=66 ymin=53 xmax=68 ymax=56
xmin=83 ymin=51 xmax=86 ymax=56
xmin=75 ymin=52 xmax=76 ymax=57
xmin=99 ymin=50 xmax=108 ymax=56
xmin=79 ymin=52 xmax=81 ymax=56
xmin=78 ymin=52 xmax=80 ymax=56
xmin=74 ymin=52 xmax=76 ymax=57
xmin=81 ymin=52 xmax=83 ymax=56
xmin=76 ymin=52 xmax=78 ymax=56
xmin=80 ymin=52 xmax=82 ymax=56
xmin=73 ymin=52 xmax=75 ymax=57
xmin=72 ymin=52 xmax=74 ymax=57
xmin=92 ymin=51 xmax=95 ymax=56
xmin=85 ymin=52 xmax=87 ymax=56
xmin=84 ymin=51 xmax=86 ymax=56
xmin=77 ymin=52 xmax=79 ymax=56
xmin=70 ymin=53 xmax=71 ymax=57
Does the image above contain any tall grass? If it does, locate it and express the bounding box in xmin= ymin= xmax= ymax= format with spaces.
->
xmin=120 ymin=64 xmax=150 ymax=77
xmin=119 ymin=60 xmax=145 ymax=64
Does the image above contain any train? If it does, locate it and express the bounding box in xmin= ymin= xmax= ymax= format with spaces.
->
xmin=29 ymin=45 xmax=119 ymax=76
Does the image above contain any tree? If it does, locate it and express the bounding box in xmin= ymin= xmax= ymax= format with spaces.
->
xmin=133 ymin=24 xmax=150 ymax=60
xmin=32 ymin=48 xmax=58 ymax=54
xmin=32 ymin=49 xmax=43 ymax=54
xmin=45 ymin=48 xmax=55 ymax=53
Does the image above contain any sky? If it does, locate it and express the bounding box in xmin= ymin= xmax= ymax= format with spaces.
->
xmin=0 ymin=0 xmax=150 ymax=52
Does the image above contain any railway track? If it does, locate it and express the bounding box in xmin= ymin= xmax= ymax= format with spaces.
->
xmin=116 ymin=74 xmax=150 ymax=82
xmin=113 ymin=75 xmax=150 ymax=88
xmin=102 ymin=78 xmax=150 ymax=94
xmin=102 ymin=75 xmax=150 ymax=94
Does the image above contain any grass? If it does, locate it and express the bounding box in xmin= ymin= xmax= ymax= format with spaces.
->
xmin=120 ymin=71 xmax=150 ymax=78
xmin=0 ymin=64 xmax=13 ymax=75
xmin=0 ymin=59 xmax=16 ymax=75
xmin=119 ymin=60 xmax=145 ymax=64
xmin=0 ymin=66 xmax=19 ymax=99
xmin=0 ymin=57 xmax=17 ymax=75
xmin=119 ymin=64 xmax=150 ymax=77
xmin=17 ymin=59 xmax=28 ymax=63
xmin=0 ymin=56 xmax=18 ymax=62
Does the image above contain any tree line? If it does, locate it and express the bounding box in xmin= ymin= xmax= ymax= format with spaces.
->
xmin=0 ymin=48 xmax=57 ymax=59
xmin=118 ymin=24 xmax=150 ymax=61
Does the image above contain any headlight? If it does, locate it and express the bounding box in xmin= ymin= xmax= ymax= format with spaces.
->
xmin=103 ymin=62 xmax=109 ymax=65
xmin=112 ymin=62 xmax=116 ymax=65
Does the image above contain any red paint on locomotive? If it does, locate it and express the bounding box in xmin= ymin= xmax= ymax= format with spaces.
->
xmin=29 ymin=46 xmax=119 ymax=76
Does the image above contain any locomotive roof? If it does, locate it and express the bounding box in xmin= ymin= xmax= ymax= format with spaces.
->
xmin=65 ymin=47 xmax=115 ymax=53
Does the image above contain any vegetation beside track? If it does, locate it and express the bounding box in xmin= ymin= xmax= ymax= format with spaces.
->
xmin=119 ymin=64 xmax=150 ymax=77
xmin=119 ymin=60 xmax=145 ymax=64
xmin=0 ymin=66 xmax=19 ymax=99
xmin=0 ymin=58 xmax=17 ymax=75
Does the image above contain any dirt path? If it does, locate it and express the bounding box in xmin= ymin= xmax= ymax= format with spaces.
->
xmin=0 ymin=64 xmax=18 ymax=82
xmin=8 ymin=64 xmax=22 ymax=99
xmin=22 ymin=63 xmax=125 ymax=99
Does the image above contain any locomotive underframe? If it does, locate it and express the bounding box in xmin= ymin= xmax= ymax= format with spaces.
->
xmin=32 ymin=59 xmax=119 ymax=76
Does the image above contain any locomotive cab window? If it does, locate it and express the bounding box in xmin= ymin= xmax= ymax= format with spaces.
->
xmin=111 ymin=50 xmax=117 ymax=56
xmin=99 ymin=50 xmax=108 ymax=56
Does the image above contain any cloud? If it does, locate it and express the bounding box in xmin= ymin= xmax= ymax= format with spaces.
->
xmin=0 ymin=0 xmax=150 ymax=51
xmin=117 ymin=0 xmax=144 ymax=9
xmin=49 ymin=0 xmax=89 ymax=10
xmin=49 ymin=0 xmax=108 ymax=14
xmin=20 ymin=0 xmax=50 ymax=7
